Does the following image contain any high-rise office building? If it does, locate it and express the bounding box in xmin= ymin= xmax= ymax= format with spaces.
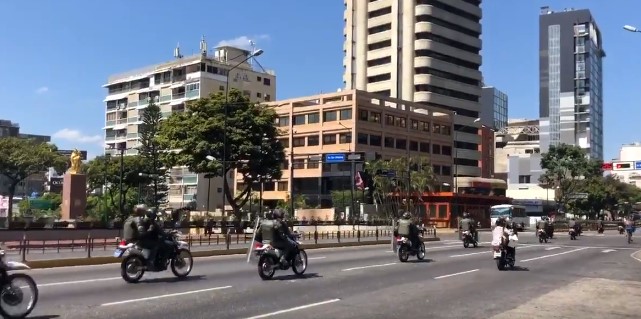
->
xmin=538 ymin=7 xmax=605 ymax=160
xmin=480 ymin=86 xmax=508 ymax=130
xmin=103 ymin=39 xmax=276 ymax=209
xmin=343 ymin=0 xmax=483 ymax=177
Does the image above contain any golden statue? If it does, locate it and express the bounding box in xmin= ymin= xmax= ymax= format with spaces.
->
xmin=69 ymin=149 xmax=83 ymax=174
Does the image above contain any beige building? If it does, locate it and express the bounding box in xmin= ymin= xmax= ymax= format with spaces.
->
xmin=343 ymin=0 xmax=483 ymax=177
xmin=256 ymin=90 xmax=454 ymax=207
xmin=103 ymin=39 xmax=276 ymax=209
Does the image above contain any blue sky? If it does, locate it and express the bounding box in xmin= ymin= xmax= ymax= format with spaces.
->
xmin=1 ymin=0 xmax=640 ymax=161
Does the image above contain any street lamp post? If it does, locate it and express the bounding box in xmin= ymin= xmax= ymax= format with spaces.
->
xmin=222 ymin=49 xmax=264 ymax=219
xmin=103 ymin=153 xmax=111 ymax=219
xmin=118 ymin=147 xmax=125 ymax=218
xmin=205 ymin=155 xmax=218 ymax=215
xmin=452 ymin=114 xmax=480 ymax=221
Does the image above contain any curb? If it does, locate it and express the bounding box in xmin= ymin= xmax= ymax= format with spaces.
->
xmin=25 ymin=237 xmax=440 ymax=269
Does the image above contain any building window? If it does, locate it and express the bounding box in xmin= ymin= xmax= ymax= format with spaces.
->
xmin=359 ymin=110 xmax=369 ymax=121
xmin=293 ymin=115 xmax=306 ymax=125
xmin=339 ymin=133 xmax=352 ymax=144
xmin=370 ymin=135 xmax=382 ymax=146
xmin=279 ymin=138 xmax=289 ymax=148
xmin=308 ymin=160 xmax=319 ymax=169
xmin=420 ymin=142 xmax=430 ymax=153
xmin=358 ymin=133 xmax=368 ymax=145
xmin=442 ymin=146 xmax=452 ymax=156
xmin=292 ymin=137 xmax=306 ymax=147
xmin=308 ymin=113 xmax=320 ymax=124
xmin=518 ymin=175 xmax=531 ymax=184
xmin=323 ymin=134 xmax=337 ymax=144
xmin=432 ymin=144 xmax=441 ymax=155
xmin=219 ymin=85 xmax=225 ymax=91
xmin=396 ymin=139 xmax=407 ymax=150
xmin=265 ymin=94 xmax=271 ymax=101
xmin=433 ymin=124 xmax=441 ymax=134
xmin=433 ymin=165 xmax=442 ymax=175
xmin=277 ymin=116 xmax=289 ymax=127
xmin=307 ymin=135 xmax=319 ymax=146
xmin=323 ymin=111 xmax=337 ymax=122
xmin=385 ymin=115 xmax=394 ymax=125
xmin=411 ymin=120 xmax=419 ymax=130
xmin=442 ymin=166 xmax=451 ymax=176
xmin=442 ymin=125 xmax=451 ymax=135
xmin=422 ymin=122 xmax=430 ymax=132
xmin=292 ymin=159 xmax=305 ymax=169
xmin=277 ymin=182 xmax=288 ymax=191
xmin=370 ymin=112 xmax=381 ymax=123
xmin=339 ymin=109 xmax=352 ymax=120
xmin=409 ymin=141 xmax=419 ymax=151
xmin=384 ymin=137 xmax=394 ymax=148
xmin=263 ymin=78 xmax=271 ymax=86
xmin=396 ymin=117 xmax=406 ymax=128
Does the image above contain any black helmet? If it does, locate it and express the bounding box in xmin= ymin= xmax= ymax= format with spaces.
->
xmin=463 ymin=212 xmax=470 ymax=218
xmin=273 ymin=209 xmax=284 ymax=219
xmin=264 ymin=211 xmax=274 ymax=220
xmin=403 ymin=212 xmax=411 ymax=219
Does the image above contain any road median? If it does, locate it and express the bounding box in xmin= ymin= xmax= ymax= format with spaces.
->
xmin=24 ymin=237 xmax=440 ymax=269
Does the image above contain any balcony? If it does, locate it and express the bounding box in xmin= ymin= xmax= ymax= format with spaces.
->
xmin=105 ymin=120 xmax=116 ymax=127
xmin=106 ymin=134 xmax=127 ymax=141
xmin=159 ymin=95 xmax=172 ymax=103
xmin=183 ymin=175 xmax=198 ymax=184
xmin=183 ymin=194 xmax=195 ymax=201
xmin=172 ymin=92 xmax=185 ymax=100
xmin=127 ymin=133 xmax=140 ymax=139
xmin=186 ymin=90 xmax=199 ymax=99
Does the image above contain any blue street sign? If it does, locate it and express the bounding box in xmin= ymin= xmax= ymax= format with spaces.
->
xmin=635 ymin=161 xmax=641 ymax=170
xmin=325 ymin=153 xmax=346 ymax=163
xmin=386 ymin=170 xmax=396 ymax=178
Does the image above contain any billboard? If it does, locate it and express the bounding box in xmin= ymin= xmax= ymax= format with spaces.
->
xmin=57 ymin=149 xmax=88 ymax=160
xmin=602 ymin=162 xmax=613 ymax=171
xmin=612 ymin=161 xmax=634 ymax=171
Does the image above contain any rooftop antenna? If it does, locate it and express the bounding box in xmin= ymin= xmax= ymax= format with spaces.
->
xmin=174 ymin=42 xmax=183 ymax=59
xmin=199 ymin=35 xmax=207 ymax=57
xmin=249 ymin=40 xmax=256 ymax=67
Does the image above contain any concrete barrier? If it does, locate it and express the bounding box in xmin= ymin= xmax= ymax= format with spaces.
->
xmin=24 ymin=237 xmax=440 ymax=269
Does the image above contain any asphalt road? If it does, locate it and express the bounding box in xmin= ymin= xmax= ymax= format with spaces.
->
xmin=16 ymin=230 xmax=641 ymax=319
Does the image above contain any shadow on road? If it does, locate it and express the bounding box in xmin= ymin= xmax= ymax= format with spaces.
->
xmin=141 ymin=275 xmax=206 ymax=284
xmin=272 ymin=273 xmax=322 ymax=281
xmin=509 ymin=266 xmax=529 ymax=271
xmin=28 ymin=316 xmax=60 ymax=319
xmin=407 ymin=259 xmax=434 ymax=264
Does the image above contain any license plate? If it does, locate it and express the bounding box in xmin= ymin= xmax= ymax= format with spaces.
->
xmin=493 ymin=252 xmax=501 ymax=258
xmin=113 ymin=249 xmax=123 ymax=258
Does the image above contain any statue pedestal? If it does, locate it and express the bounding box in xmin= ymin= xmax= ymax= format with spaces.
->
xmin=61 ymin=173 xmax=87 ymax=220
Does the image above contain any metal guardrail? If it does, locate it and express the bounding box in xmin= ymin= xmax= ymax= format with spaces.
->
xmin=0 ymin=225 xmax=440 ymax=262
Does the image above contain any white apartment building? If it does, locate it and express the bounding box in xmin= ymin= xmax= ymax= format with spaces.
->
xmin=609 ymin=143 xmax=641 ymax=188
xmin=343 ymin=0 xmax=484 ymax=177
xmin=103 ymin=39 xmax=276 ymax=209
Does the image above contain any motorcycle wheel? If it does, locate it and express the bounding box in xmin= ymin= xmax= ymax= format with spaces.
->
xmin=463 ymin=239 xmax=469 ymax=248
xmin=258 ymin=254 xmax=277 ymax=280
xmin=121 ymin=255 xmax=145 ymax=283
xmin=0 ymin=273 xmax=38 ymax=319
xmin=171 ymin=249 xmax=194 ymax=278
xmin=416 ymin=242 xmax=426 ymax=260
xmin=292 ymin=250 xmax=308 ymax=275
xmin=398 ymin=245 xmax=410 ymax=262
xmin=496 ymin=257 xmax=505 ymax=271
xmin=538 ymin=236 xmax=543 ymax=243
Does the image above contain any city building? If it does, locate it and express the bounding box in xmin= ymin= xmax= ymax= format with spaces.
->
xmin=342 ymin=0 xmax=484 ymax=178
xmin=538 ymin=6 xmax=605 ymax=160
xmin=603 ymin=143 xmax=641 ymax=188
xmin=480 ymin=86 xmax=508 ymax=130
xmin=262 ymin=89 xmax=455 ymax=208
xmin=494 ymin=119 xmax=554 ymax=216
xmin=103 ymin=39 xmax=276 ymax=210
xmin=0 ymin=119 xmax=51 ymax=199
xmin=478 ymin=125 xmax=494 ymax=178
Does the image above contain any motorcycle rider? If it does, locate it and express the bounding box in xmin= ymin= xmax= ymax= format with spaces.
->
xmin=597 ymin=217 xmax=604 ymax=233
xmin=396 ymin=211 xmax=420 ymax=251
xmin=459 ymin=212 xmax=478 ymax=243
xmin=536 ymin=217 xmax=549 ymax=238
xmin=624 ymin=216 xmax=635 ymax=241
xmin=568 ymin=217 xmax=580 ymax=234
xmin=122 ymin=204 xmax=162 ymax=267
xmin=272 ymin=210 xmax=297 ymax=266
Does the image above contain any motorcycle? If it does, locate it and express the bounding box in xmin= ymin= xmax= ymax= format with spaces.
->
xmin=255 ymin=232 xmax=308 ymax=280
xmin=493 ymin=233 xmax=517 ymax=271
xmin=537 ymin=229 xmax=548 ymax=243
xmin=619 ymin=225 xmax=625 ymax=235
xmin=461 ymin=230 xmax=478 ymax=248
xmin=597 ymin=226 xmax=604 ymax=234
xmin=569 ymin=228 xmax=577 ymax=240
xmin=0 ymin=247 xmax=38 ymax=319
xmin=114 ymin=229 xmax=194 ymax=283
xmin=396 ymin=236 xmax=426 ymax=262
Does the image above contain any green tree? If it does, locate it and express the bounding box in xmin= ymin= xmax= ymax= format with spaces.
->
xmin=0 ymin=137 xmax=67 ymax=222
xmin=18 ymin=193 xmax=63 ymax=218
xmin=138 ymin=100 xmax=168 ymax=208
xmin=156 ymin=90 xmax=285 ymax=216
xmin=84 ymin=154 xmax=148 ymax=219
xmin=539 ymin=144 xmax=600 ymax=212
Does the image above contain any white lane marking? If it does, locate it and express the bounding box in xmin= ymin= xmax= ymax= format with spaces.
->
xmin=602 ymin=249 xmax=616 ymax=253
xmin=449 ymin=245 xmax=537 ymax=258
xmin=39 ymin=277 xmax=120 ymax=287
xmin=630 ymin=249 xmax=641 ymax=263
xmin=243 ymin=298 xmax=341 ymax=319
xmin=521 ymin=248 xmax=589 ymax=262
xmin=308 ymin=256 xmax=326 ymax=260
xmin=101 ymin=285 xmax=232 ymax=306
xmin=385 ymin=243 xmax=462 ymax=253
xmin=434 ymin=269 xmax=479 ymax=280
xmin=342 ymin=262 xmax=397 ymax=272
xmin=545 ymin=247 xmax=561 ymax=251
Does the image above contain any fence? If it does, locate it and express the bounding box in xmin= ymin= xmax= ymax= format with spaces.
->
xmin=1 ymin=225 xmax=438 ymax=262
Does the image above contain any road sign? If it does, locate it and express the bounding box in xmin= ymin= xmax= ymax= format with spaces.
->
xmin=347 ymin=153 xmax=362 ymax=161
xmin=58 ymin=149 xmax=88 ymax=160
xmin=324 ymin=153 xmax=346 ymax=163
xmin=635 ymin=161 xmax=641 ymax=170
